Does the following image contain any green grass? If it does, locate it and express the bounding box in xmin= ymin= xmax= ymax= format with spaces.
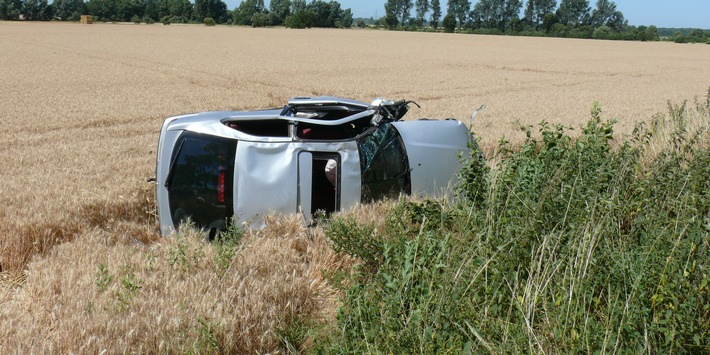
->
xmin=317 ymin=94 xmax=710 ymax=353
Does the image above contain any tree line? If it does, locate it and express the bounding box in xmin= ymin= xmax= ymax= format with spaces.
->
xmin=0 ymin=0 xmax=353 ymax=28
xmin=382 ymin=0 xmax=708 ymax=42
xmin=1 ymin=0 xmax=707 ymax=43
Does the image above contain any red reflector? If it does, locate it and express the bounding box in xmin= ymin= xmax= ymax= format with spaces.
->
xmin=217 ymin=171 xmax=225 ymax=203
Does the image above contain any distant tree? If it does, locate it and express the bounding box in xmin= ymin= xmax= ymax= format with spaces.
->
xmin=282 ymin=0 xmax=350 ymax=28
xmin=524 ymin=0 xmax=556 ymax=29
xmin=429 ymin=0 xmax=440 ymax=28
xmin=508 ymin=17 xmax=523 ymax=32
xmin=86 ymin=0 xmax=117 ymax=21
xmin=308 ymin=0 xmax=342 ymax=28
xmin=471 ymin=0 xmax=522 ymax=31
xmin=591 ymin=0 xmax=625 ymax=31
xmin=644 ymin=25 xmax=659 ymax=41
xmin=21 ymin=0 xmax=48 ymax=20
xmin=291 ymin=0 xmax=306 ymax=12
xmin=471 ymin=0 xmax=498 ymax=30
xmin=689 ymin=28 xmax=705 ymax=38
xmin=415 ymin=0 xmax=428 ymax=26
xmin=1 ymin=0 xmax=23 ymax=19
xmin=232 ymin=0 xmax=264 ymax=25
xmin=338 ymin=8 xmax=353 ymax=28
xmin=53 ymin=0 xmax=84 ymax=20
xmin=284 ymin=8 xmax=312 ymax=28
xmin=442 ymin=12 xmax=456 ymax=32
xmin=167 ymin=0 xmax=192 ymax=20
xmin=504 ymin=0 xmax=523 ymax=27
xmin=115 ymin=0 xmax=143 ymax=22
xmin=0 ymin=0 xmax=7 ymax=20
xmin=592 ymin=25 xmax=611 ymax=39
xmin=194 ymin=0 xmax=228 ymax=23
xmin=384 ymin=0 xmax=399 ymax=28
xmin=250 ymin=11 xmax=269 ymax=26
xmin=269 ymin=0 xmax=290 ymax=25
xmin=447 ymin=0 xmax=470 ymax=28
xmin=556 ymin=0 xmax=589 ymax=26
xmin=141 ymin=0 xmax=162 ymax=21
xmin=391 ymin=0 xmax=413 ymax=27
xmin=541 ymin=12 xmax=557 ymax=33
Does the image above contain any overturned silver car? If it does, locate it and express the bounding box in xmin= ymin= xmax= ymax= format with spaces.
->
xmin=155 ymin=97 xmax=472 ymax=237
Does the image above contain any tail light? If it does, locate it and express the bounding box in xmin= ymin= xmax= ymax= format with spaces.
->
xmin=217 ymin=171 xmax=225 ymax=203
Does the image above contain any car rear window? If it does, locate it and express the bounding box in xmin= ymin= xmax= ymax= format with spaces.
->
xmin=166 ymin=132 xmax=237 ymax=231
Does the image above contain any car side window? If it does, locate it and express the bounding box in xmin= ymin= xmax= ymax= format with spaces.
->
xmin=357 ymin=123 xmax=411 ymax=202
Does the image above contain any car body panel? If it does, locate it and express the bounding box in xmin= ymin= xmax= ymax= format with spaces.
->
xmin=232 ymin=140 xmax=361 ymax=229
xmin=392 ymin=120 xmax=471 ymax=198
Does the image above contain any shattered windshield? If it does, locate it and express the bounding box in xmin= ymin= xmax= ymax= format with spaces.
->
xmin=357 ymin=123 xmax=411 ymax=202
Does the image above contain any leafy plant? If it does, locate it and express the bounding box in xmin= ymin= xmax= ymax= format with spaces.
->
xmin=212 ymin=218 xmax=244 ymax=277
xmin=195 ymin=317 xmax=221 ymax=353
xmin=94 ymin=263 xmax=113 ymax=292
xmin=114 ymin=264 xmax=142 ymax=311
xmin=319 ymin=95 xmax=710 ymax=353
xmin=167 ymin=223 xmax=206 ymax=272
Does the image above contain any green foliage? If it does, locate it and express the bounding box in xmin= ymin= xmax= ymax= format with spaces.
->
xmin=203 ymin=17 xmax=215 ymax=26
xmin=674 ymin=28 xmax=710 ymax=44
xmin=95 ymin=262 xmax=143 ymax=311
xmin=326 ymin=217 xmax=381 ymax=267
xmin=250 ymin=12 xmax=270 ymax=27
xmin=212 ymin=218 xmax=243 ymax=277
xmin=319 ymin=95 xmax=710 ymax=353
xmin=458 ymin=136 xmax=489 ymax=206
xmin=167 ymin=222 xmax=206 ymax=271
xmin=193 ymin=0 xmax=227 ymax=24
xmin=429 ymin=0 xmax=441 ymax=28
xmin=115 ymin=264 xmax=142 ymax=310
xmin=195 ymin=317 xmax=222 ymax=353
xmin=94 ymin=263 xmax=114 ymax=292
xmin=277 ymin=313 xmax=318 ymax=354
xmin=541 ymin=12 xmax=557 ymax=33
xmin=284 ymin=9 xmax=313 ymax=29
xmin=592 ymin=24 xmax=612 ymax=39
xmin=52 ymin=0 xmax=85 ymax=21
xmin=442 ymin=12 xmax=456 ymax=33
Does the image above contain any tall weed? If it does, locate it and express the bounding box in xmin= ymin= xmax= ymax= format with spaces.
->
xmin=321 ymin=94 xmax=709 ymax=353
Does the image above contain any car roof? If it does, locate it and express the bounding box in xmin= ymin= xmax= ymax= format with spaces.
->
xmin=163 ymin=96 xmax=380 ymax=140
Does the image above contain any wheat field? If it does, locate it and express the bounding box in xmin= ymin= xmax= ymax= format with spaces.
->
xmin=1 ymin=21 xmax=709 ymax=352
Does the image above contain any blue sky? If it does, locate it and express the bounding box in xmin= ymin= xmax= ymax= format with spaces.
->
xmin=227 ymin=1 xmax=710 ymax=29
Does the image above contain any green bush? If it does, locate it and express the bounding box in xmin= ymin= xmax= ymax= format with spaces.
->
xmin=131 ymin=15 xmax=141 ymax=24
xmin=318 ymin=95 xmax=710 ymax=353
xmin=284 ymin=10 xmax=313 ymax=29
xmin=170 ymin=16 xmax=188 ymax=24
xmin=203 ymin=17 xmax=215 ymax=26
xmin=161 ymin=16 xmax=171 ymax=25
xmin=250 ymin=12 xmax=269 ymax=27
xmin=593 ymin=25 xmax=612 ymax=39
